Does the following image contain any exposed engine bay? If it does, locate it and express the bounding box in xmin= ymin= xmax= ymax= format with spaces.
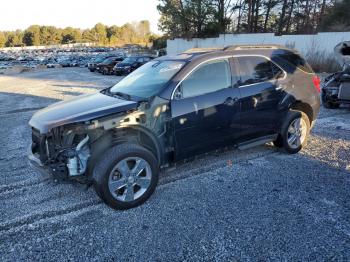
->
xmin=31 ymin=125 xmax=92 ymax=180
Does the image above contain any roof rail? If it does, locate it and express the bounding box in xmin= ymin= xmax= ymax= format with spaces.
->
xmin=223 ymin=44 xmax=284 ymax=51
xmin=183 ymin=47 xmax=222 ymax=54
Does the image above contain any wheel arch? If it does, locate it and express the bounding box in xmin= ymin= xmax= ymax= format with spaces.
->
xmin=87 ymin=126 xmax=164 ymax=178
xmin=290 ymin=101 xmax=314 ymax=124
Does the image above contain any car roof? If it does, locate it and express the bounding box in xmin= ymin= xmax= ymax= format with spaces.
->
xmin=157 ymin=45 xmax=299 ymax=62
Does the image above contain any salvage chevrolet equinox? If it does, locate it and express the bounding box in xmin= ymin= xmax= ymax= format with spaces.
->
xmin=28 ymin=45 xmax=321 ymax=210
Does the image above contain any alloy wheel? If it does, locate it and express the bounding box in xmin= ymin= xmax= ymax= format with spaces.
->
xmin=108 ymin=157 xmax=152 ymax=202
xmin=287 ymin=117 xmax=307 ymax=149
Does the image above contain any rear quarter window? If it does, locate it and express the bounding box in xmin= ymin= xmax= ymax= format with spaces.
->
xmin=278 ymin=52 xmax=314 ymax=73
xmin=236 ymin=56 xmax=284 ymax=86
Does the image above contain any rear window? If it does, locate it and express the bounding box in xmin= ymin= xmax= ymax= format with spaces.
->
xmin=278 ymin=51 xmax=313 ymax=73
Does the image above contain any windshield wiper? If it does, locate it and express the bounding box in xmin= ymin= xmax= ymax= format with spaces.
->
xmin=111 ymin=91 xmax=131 ymax=101
xmin=102 ymin=88 xmax=147 ymax=102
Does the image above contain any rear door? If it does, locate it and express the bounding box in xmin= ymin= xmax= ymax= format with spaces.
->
xmin=171 ymin=58 xmax=241 ymax=158
xmin=235 ymin=56 xmax=286 ymax=140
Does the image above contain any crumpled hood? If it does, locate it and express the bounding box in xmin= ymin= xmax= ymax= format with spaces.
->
xmin=334 ymin=41 xmax=350 ymax=65
xmin=29 ymin=92 xmax=138 ymax=133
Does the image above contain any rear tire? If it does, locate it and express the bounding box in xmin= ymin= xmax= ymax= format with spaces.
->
xmin=92 ymin=143 xmax=159 ymax=210
xmin=279 ymin=110 xmax=310 ymax=154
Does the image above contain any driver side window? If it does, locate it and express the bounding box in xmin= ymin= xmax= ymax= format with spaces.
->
xmin=176 ymin=59 xmax=231 ymax=99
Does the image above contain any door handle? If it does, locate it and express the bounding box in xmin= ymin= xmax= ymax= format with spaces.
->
xmin=224 ymin=97 xmax=239 ymax=106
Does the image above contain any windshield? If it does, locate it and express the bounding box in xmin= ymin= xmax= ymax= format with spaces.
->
xmin=94 ymin=57 xmax=105 ymax=63
xmin=102 ymin=57 xmax=114 ymax=63
xmin=122 ymin=57 xmax=138 ymax=63
xmin=110 ymin=60 xmax=185 ymax=98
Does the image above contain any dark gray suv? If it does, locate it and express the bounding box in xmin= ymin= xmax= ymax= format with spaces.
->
xmin=28 ymin=45 xmax=321 ymax=210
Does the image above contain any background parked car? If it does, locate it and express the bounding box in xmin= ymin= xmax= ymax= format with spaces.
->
xmin=60 ymin=60 xmax=71 ymax=67
xmin=88 ymin=56 xmax=112 ymax=72
xmin=113 ymin=55 xmax=154 ymax=75
xmin=47 ymin=63 xmax=60 ymax=68
xmin=97 ymin=56 xmax=125 ymax=75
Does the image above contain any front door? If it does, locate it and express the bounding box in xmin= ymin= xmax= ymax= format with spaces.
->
xmin=171 ymin=58 xmax=241 ymax=159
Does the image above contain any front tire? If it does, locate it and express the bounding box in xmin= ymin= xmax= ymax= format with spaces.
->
xmin=92 ymin=143 xmax=159 ymax=210
xmin=279 ymin=111 xmax=310 ymax=154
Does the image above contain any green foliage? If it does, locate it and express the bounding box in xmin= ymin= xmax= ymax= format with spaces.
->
xmin=0 ymin=21 xmax=154 ymax=48
xmin=5 ymin=30 xmax=23 ymax=47
xmin=320 ymin=0 xmax=350 ymax=31
xmin=23 ymin=25 xmax=40 ymax=46
xmin=150 ymin=35 xmax=167 ymax=49
xmin=158 ymin=0 xmax=229 ymax=38
xmin=0 ymin=32 xmax=7 ymax=47
xmin=61 ymin=27 xmax=81 ymax=44
xmin=92 ymin=23 xmax=108 ymax=44
xmin=40 ymin=26 xmax=62 ymax=45
xmin=158 ymin=0 xmax=350 ymax=38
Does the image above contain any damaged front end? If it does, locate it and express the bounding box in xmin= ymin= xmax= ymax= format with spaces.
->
xmin=29 ymin=124 xmax=92 ymax=181
xmin=28 ymin=93 xmax=173 ymax=182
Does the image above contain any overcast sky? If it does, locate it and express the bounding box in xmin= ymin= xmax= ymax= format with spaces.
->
xmin=0 ymin=0 xmax=161 ymax=33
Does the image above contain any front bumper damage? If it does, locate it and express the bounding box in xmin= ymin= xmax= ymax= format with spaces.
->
xmin=28 ymin=127 xmax=91 ymax=181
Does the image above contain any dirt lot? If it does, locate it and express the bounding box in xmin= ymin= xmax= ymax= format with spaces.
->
xmin=0 ymin=68 xmax=349 ymax=261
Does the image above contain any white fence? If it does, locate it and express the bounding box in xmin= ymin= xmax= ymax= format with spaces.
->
xmin=167 ymin=32 xmax=350 ymax=56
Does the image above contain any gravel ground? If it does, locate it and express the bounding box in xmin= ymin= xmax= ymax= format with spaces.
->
xmin=0 ymin=68 xmax=349 ymax=261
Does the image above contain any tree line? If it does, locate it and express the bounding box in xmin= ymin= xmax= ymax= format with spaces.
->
xmin=158 ymin=0 xmax=350 ymax=38
xmin=0 ymin=21 xmax=159 ymax=48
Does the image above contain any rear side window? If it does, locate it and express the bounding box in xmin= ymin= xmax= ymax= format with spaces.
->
xmin=180 ymin=59 xmax=231 ymax=98
xmin=237 ymin=56 xmax=284 ymax=85
xmin=278 ymin=52 xmax=313 ymax=73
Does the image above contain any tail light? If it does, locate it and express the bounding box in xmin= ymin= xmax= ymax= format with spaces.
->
xmin=312 ymin=75 xmax=321 ymax=93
